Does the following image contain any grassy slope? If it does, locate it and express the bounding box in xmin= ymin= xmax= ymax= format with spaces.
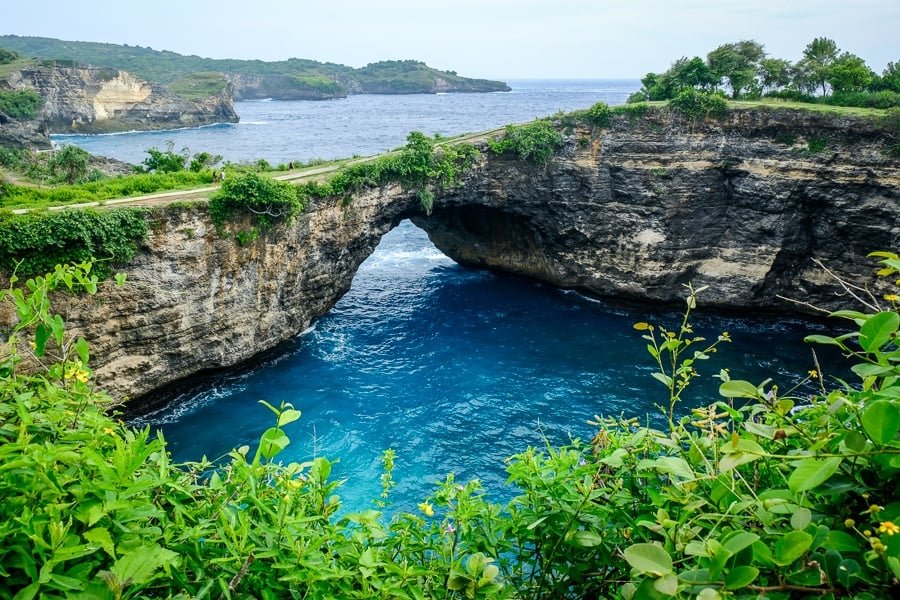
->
xmin=0 ymin=35 xmax=509 ymax=92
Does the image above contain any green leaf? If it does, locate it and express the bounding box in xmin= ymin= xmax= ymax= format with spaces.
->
xmin=788 ymin=457 xmax=843 ymax=493
xmin=824 ymin=530 xmax=859 ymax=552
xmin=109 ymin=544 xmax=178 ymax=585
xmin=861 ymin=400 xmax=900 ymax=444
xmin=774 ymin=531 xmax=812 ymax=566
xmin=654 ymin=456 xmax=695 ymax=480
xmin=34 ymin=324 xmax=50 ymax=357
xmin=718 ymin=439 xmax=765 ymax=472
xmin=804 ymin=334 xmax=844 ymax=347
xmin=653 ymin=573 xmax=678 ymax=596
xmin=571 ymin=530 xmax=603 ymax=547
xmin=722 ymin=532 xmax=759 ymax=555
xmin=844 ymin=430 xmax=868 ymax=452
xmin=725 ymin=566 xmax=759 ymax=590
xmin=624 ymin=543 xmax=673 ymax=576
xmin=718 ymin=380 xmax=759 ymax=399
xmin=75 ymin=337 xmax=90 ymax=366
xmin=791 ymin=507 xmax=812 ymax=530
xmin=114 ymin=273 xmax=127 ymax=287
xmin=258 ymin=427 xmax=290 ymax=460
xmin=851 ymin=363 xmax=897 ymax=377
xmin=84 ymin=527 xmax=115 ymax=558
xmin=278 ymin=408 xmax=301 ymax=427
xmin=859 ymin=311 xmax=899 ymax=352
xmin=651 ymin=372 xmax=674 ymax=388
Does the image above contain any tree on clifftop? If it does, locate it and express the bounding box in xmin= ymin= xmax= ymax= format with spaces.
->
xmin=707 ymin=40 xmax=765 ymax=98
xmin=800 ymin=37 xmax=840 ymax=96
xmin=827 ymin=52 xmax=875 ymax=93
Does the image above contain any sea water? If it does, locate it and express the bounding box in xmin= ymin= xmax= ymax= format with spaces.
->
xmin=67 ymin=80 xmax=838 ymax=512
xmin=134 ymin=222 xmax=834 ymax=512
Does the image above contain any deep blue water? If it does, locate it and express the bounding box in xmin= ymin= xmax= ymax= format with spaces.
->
xmin=137 ymin=222 xmax=832 ymax=513
xmin=53 ymin=79 xmax=639 ymax=165
xmin=103 ymin=80 xmax=836 ymax=513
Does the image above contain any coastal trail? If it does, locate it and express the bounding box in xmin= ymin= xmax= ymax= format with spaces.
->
xmin=9 ymin=127 xmax=505 ymax=215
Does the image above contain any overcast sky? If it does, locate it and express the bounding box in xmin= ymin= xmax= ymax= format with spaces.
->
xmin=3 ymin=0 xmax=898 ymax=79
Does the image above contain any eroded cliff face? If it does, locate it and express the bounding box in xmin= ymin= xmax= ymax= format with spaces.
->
xmin=7 ymin=107 xmax=898 ymax=406
xmin=8 ymin=65 xmax=238 ymax=133
xmin=418 ymin=108 xmax=900 ymax=311
xmin=44 ymin=186 xmax=419 ymax=406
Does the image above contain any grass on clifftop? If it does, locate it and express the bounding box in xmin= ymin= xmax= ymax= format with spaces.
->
xmin=168 ymin=71 xmax=228 ymax=100
xmin=727 ymin=99 xmax=888 ymax=118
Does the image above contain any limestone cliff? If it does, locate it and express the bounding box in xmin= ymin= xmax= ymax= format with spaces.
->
xmin=415 ymin=108 xmax=900 ymax=311
xmin=6 ymin=107 xmax=898 ymax=406
xmin=7 ymin=64 xmax=238 ymax=133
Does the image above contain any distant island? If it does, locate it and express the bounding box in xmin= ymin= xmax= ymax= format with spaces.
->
xmin=0 ymin=35 xmax=511 ymax=100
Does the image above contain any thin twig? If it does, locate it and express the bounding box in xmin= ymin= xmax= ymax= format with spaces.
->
xmin=811 ymin=258 xmax=881 ymax=312
xmin=775 ymin=295 xmax=831 ymax=315
xmin=219 ymin=553 xmax=254 ymax=599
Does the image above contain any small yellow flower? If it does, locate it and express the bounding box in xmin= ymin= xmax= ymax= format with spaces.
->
xmin=102 ymin=427 xmax=115 ymax=436
xmin=878 ymin=521 xmax=900 ymax=536
xmin=808 ymin=369 xmax=818 ymax=379
xmin=75 ymin=369 xmax=90 ymax=383
xmin=867 ymin=504 xmax=884 ymax=515
xmin=885 ymin=294 xmax=899 ymax=303
xmin=417 ymin=501 xmax=434 ymax=517
xmin=844 ymin=518 xmax=855 ymax=528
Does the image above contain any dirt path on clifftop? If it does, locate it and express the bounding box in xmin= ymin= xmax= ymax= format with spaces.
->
xmin=10 ymin=128 xmax=504 ymax=214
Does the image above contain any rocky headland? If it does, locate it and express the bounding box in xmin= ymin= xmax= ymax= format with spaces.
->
xmin=5 ymin=63 xmax=238 ymax=134
xmin=3 ymin=106 xmax=898 ymax=406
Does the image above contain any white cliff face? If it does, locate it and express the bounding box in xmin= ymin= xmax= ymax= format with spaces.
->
xmin=90 ymin=71 xmax=153 ymax=120
xmin=7 ymin=64 xmax=238 ymax=133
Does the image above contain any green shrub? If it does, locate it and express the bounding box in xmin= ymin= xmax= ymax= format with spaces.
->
xmin=488 ymin=119 xmax=564 ymax=164
xmin=669 ymin=88 xmax=728 ymax=119
xmin=208 ymin=171 xmax=303 ymax=240
xmin=0 ymin=208 xmax=147 ymax=278
xmin=0 ymin=88 xmax=42 ymax=120
xmin=808 ymin=138 xmax=828 ymax=153
xmin=585 ymin=101 xmax=612 ymax=127
xmin=1 ymin=255 xmax=898 ymax=599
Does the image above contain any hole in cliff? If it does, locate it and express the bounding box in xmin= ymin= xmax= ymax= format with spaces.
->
xmin=410 ymin=204 xmax=545 ymax=273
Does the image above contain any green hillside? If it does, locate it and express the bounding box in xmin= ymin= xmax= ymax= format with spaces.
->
xmin=0 ymin=35 xmax=510 ymax=96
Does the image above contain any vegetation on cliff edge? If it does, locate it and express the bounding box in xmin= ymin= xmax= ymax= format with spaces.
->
xmin=0 ymin=255 xmax=898 ymax=598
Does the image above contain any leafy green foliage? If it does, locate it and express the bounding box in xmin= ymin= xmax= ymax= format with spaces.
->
xmin=0 ymin=47 xmax=20 ymax=64
xmin=0 ymin=88 xmax=41 ymax=119
xmin=209 ymin=171 xmax=303 ymax=240
xmin=669 ymin=88 xmax=728 ymax=119
xmin=48 ymin=145 xmax=89 ymax=184
xmin=299 ymin=132 xmax=479 ymax=215
xmin=1 ymin=249 xmax=899 ymax=599
xmin=0 ymin=209 xmax=147 ymax=278
xmin=141 ymin=141 xmax=187 ymax=173
xmin=488 ymin=119 xmax=564 ymax=164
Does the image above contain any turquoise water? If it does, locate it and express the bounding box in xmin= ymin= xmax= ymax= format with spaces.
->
xmin=136 ymin=222 xmax=833 ymax=512
xmin=102 ymin=80 xmax=837 ymax=512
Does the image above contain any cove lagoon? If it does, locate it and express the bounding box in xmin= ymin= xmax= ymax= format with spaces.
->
xmin=101 ymin=79 xmax=840 ymax=513
xmin=135 ymin=222 xmax=836 ymax=513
